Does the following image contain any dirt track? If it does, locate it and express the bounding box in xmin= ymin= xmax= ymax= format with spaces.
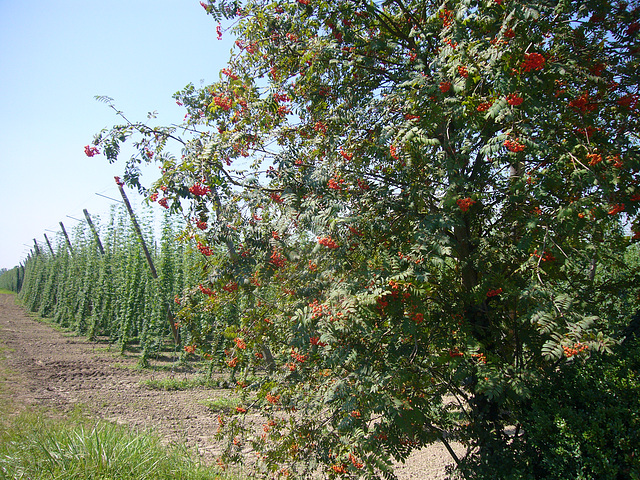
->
xmin=0 ymin=293 xmax=460 ymax=479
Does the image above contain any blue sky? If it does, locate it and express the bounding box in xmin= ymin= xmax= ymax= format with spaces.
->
xmin=0 ymin=0 xmax=234 ymax=269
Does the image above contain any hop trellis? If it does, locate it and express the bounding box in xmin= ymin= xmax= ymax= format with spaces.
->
xmin=17 ymin=205 xmax=199 ymax=362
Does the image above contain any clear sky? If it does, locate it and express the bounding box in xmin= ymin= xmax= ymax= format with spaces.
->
xmin=0 ymin=0 xmax=234 ymax=269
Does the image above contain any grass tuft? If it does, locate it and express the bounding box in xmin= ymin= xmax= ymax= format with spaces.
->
xmin=140 ymin=376 xmax=221 ymax=391
xmin=201 ymin=396 xmax=242 ymax=413
xmin=0 ymin=411 xmax=230 ymax=480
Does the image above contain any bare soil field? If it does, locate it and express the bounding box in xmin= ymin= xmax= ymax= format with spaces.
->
xmin=0 ymin=293 xmax=460 ymax=479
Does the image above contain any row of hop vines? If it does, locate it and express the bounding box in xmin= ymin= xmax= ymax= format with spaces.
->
xmin=0 ymin=265 xmax=24 ymax=292
xmin=16 ymin=204 xmax=200 ymax=364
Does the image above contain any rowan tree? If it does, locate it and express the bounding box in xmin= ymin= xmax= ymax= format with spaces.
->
xmin=92 ymin=0 xmax=640 ymax=477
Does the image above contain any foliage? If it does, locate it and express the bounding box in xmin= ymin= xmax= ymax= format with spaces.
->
xmin=92 ymin=0 xmax=640 ymax=478
xmin=457 ymin=338 xmax=640 ymax=479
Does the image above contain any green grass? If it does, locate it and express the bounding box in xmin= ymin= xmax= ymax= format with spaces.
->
xmin=0 ymin=412 xmax=227 ymax=480
xmin=141 ymin=376 xmax=222 ymax=391
xmin=201 ymin=396 xmax=242 ymax=413
xmin=0 ymin=290 xmax=14 ymax=295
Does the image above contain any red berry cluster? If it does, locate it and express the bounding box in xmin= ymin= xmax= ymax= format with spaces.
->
xmin=521 ymin=53 xmax=546 ymax=72
xmin=310 ymin=336 xmax=327 ymax=347
xmin=318 ymin=236 xmax=339 ymax=248
xmin=270 ymin=192 xmax=283 ymax=203
xmin=439 ymin=8 xmax=454 ymax=27
xmin=189 ymin=184 xmax=211 ymax=196
xmin=339 ymin=148 xmax=353 ymax=161
xmin=328 ymin=177 xmax=343 ymax=190
xmin=531 ymin=250 xmax=555 ymax=262
xmin=314 ymin=121 xmax=328 ymax=134
xmin=608 ymin=204 xmax=625 ymax=215
xmin=504 ymin=139 xmax=526 ymax=152
xmin=266 ymin=393 xmax=280 ymax=404
xmin=198 ymin=284 xmax=215 ymax=296
xmin=222 ymin=280 xmax=239 ymax=293
xmin=569 ymin=93 xmax=598 ymax=114
xmin=221 ymin=68 xmax=238 ymax=80
xmin=456 ymin=197 xmax=476 ymax=212
xmin=270 ymin=249 xmax=286 ymax=268
xmin=213 ymin=94 xmax=232 ymax=111
xmin=197 ymin=242 xmax=214 ymax=256
xmin=84 ymin=145 xmax=100 ymax=157
xmin=563 ymin=342 xmax=588 ymax=358
xmin=506 ymin=93 xmax=523 ymax=106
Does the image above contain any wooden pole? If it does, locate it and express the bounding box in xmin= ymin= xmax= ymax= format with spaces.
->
xmin=115 ymin=178 xmax=179 ymax=345
xmin=83 ymin=209 xmax=105 ymax=255
xmin=43 ymin=234 xmax=55 ymax=256
xmin=33 ymin=239 xmax=41 ymax=256
xmin=115 ymin=181 xmax=158 ymax=278
xmin=59 ymin=222 xmax=74 ymax=255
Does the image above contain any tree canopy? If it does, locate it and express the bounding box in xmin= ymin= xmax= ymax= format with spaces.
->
xmin=92 ymin=0 xmax=640 ymax=477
